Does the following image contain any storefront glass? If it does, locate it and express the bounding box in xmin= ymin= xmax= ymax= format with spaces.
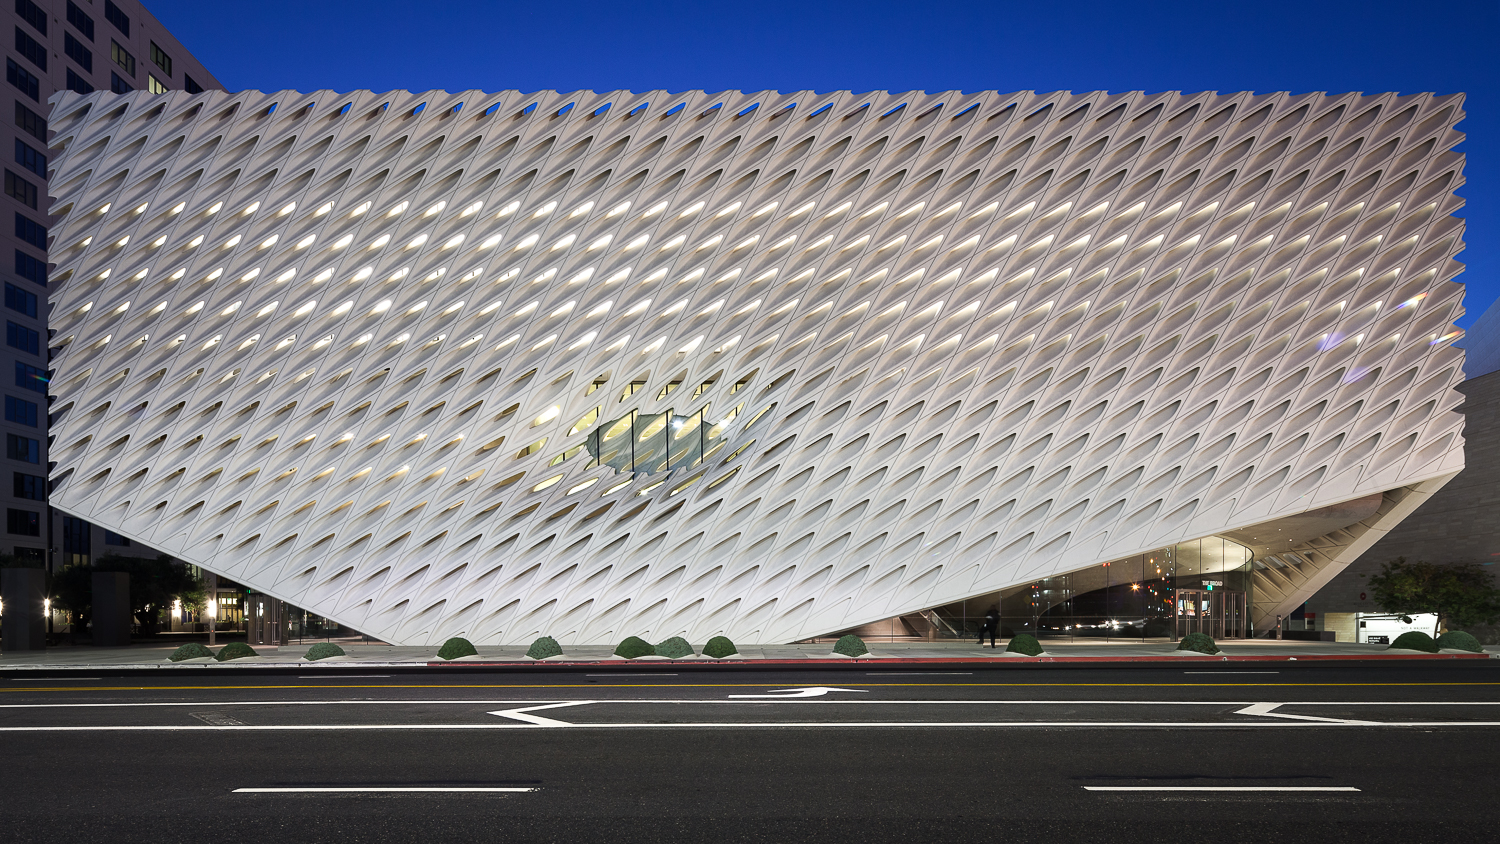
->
xmin=841 ymin=536 xmax=1255 ymax=643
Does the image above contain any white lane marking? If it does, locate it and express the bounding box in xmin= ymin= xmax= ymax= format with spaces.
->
xmin=868 ymin=672 xmax=973 ymax=675
xmin=5 ymin=721 xmax=1500 ymax=732
xmin=5 ymin=698 xmax=1500 ymax=709
xmin=234 ymin=787 xmax=536 ymax=793
xmin=728 ymin=686 xmax=870 ymax=698
xmin=6 ymin=678 xmax=103 ymax=681
xmin=1235 ymin=702 xmax=1378 ymax=725
xmin=488 ymin=701 xmax=597 ymax=726
xmin=297 ymin=675 xmax=392 ymax=679
xmin=1184 ymin=671 xmax=1279 ymax=674
xmin=1084 ymin=786 xmax=1360 ymax=792
xmin=585 ymin=674 xmax=678 ymax=677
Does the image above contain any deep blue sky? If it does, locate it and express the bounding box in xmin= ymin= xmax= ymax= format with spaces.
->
xmin=147 ymin=0 xmax=1499 ymax=329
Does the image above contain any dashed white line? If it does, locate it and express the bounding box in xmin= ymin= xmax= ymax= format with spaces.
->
xmin=233 ymin=787 xmax=536 ymax=793
xmin=1084 ymin=786 xmax=1360 ymax=792
xmin=297 ymin=675 xmax=392 ymax=679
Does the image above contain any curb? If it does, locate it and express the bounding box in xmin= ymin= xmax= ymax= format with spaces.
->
xmin=0 ymin=652 xmax=1491 ymax=672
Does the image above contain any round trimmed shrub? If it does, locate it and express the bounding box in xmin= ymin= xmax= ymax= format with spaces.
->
xmin=614 ymin=636 xmax=655 ymax=659
xmin=304 ymin=642 xmax=346 ymax=661
xmin=437 ymin=637 xmax=478 ymax=660
xmin=1436 ymin=630 xmax=1484 ymax=653
xmin=1390 ymin=631 xmax=1439 ymax=653
xmin=214 ymin=642 xmax=258 ymax=662
xmin=655 ymin=636 xmax=694 ymax=659
xmin=1006 ymin=633 xmax=1044 ymax=656
xmin=1177 ymin=632 xmax=1220 ymax=655
xmin=702 ymin=636 xmax=738 ymax=659
xmin=526 ymin=636 xmax=563 ymax=660
xmin=168 ymin=642 xmax=215 ymax=662
xmin=833 ymin=634 xmax=868 ymax=657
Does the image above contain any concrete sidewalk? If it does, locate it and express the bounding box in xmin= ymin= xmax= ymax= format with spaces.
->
xmin=0 ymin=638 xmax=1493 ymax=670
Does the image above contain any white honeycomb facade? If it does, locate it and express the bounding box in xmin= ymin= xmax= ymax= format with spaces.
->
xmin=43 ymin=89 xmax=1468 ymax=645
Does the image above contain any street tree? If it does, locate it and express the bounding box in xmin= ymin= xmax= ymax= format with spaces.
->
xmin=1367 ymin=558 xmax=1500 ymax=637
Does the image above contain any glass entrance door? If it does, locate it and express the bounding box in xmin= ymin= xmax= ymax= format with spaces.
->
xmin=1174 ymin=589 xmax=1247 ymax=639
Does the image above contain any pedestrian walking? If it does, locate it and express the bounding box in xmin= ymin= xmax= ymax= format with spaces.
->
xmin=977 ymin=607 xmax=999 ymax=648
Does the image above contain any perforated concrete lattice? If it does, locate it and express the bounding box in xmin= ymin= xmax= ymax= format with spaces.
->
xmin=43 ymin=89 xmax=1468 ymax=645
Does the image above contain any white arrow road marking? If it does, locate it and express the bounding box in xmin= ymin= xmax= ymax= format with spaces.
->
xmin=1235 ymin=702 xmax=1379 ymax=725
xmin=728 ymin=687 xmax=870 ymax=699
xmin=487 ymin=701 xmax=596 ymax=726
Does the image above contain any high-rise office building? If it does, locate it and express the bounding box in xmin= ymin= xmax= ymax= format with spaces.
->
xmin=44 ymin=88 xmax=1467 ymax=645
xmin=3 ymin=0 xmax=219 ymax=570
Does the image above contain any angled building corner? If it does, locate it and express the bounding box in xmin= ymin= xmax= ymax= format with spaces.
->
xmin=42 ymin=88 xmax=1468 ymax=645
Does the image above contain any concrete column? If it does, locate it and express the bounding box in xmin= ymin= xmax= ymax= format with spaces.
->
xmin=1 ymin=568 xmax=47 ymax=652
xmin=92 ymin=571 xmax=132 ymax=647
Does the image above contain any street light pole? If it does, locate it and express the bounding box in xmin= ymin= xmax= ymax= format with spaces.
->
xmin=207 ymin=571 xmax=217 ymax=647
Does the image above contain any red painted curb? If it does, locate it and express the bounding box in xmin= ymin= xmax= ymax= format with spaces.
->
xmin=425 ymin=652 xmax=1493 ymax=667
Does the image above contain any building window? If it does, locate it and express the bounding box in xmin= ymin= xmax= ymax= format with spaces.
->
xmin=6 ymin=59 xmax=38 ymax=101
xmin=104 ymin=530 xmax=130 ymax=546
xmin=150 ymin=41 xmax=172 ymax=76
xmin=63 ymin=515 xmax=89 ymax=564
xmin=110 ymin=72 xmax=132 ymax=94
xmin=66 ymin=1 xmax=93 ymax=40
xmin=147 ymin=74 xmax=167 ymax=94
xmin=7 ymin=508 xmax=39 ymax=536
xmin=64 ymin=32 xmax=92 ymax=73
xmin=65 ymin=68 xmax=93 ymax=95
xmin=14 ymin=250 xmax=44 ymax=285
xmin=4 ymin=283 xmax=35 ymax=316
xmin=14 ymin=212 xmax=44 ymax=248
xmin=4 ymin=395 xmax=36 ymax=426
xmin=104 ymin=0 xmax=129 ymax=36
xmin=13 ymin=362 xmax=45 ymax=394
xmin=14 ymin=0 xmax=45 ymax=36
xmin=6 ymin=321 xmax=37 ymax=355
xmin=13 ymin=545 xmax=41 ymax=563
xmin=111 ymin=40 xmax=134 ymax=76
xmin=6 ymin=433 xmax=39 ymax=463
xmin=13 ymin=102 xmax=43 ymax=141
xmin=12 ymin=471 xmax=43 ymax=500
xmin=4 ymin=169 xmax=36 ymax=209
xmin=14 ymin=27 xmax=46 ymax=71
xmin=13 ymin=140 xmax=43 ymax=178
xmin=184 ymin=74 xmax=203 ymax=95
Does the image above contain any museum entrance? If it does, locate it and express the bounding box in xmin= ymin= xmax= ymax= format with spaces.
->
xmin=1174 ymin=588 xmax=1248 ymax=639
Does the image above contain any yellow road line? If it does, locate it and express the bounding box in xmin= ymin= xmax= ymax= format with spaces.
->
xmin=4 ymin=682 xmax=1500 ymax=693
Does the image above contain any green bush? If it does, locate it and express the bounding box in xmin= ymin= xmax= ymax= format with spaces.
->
xmin=1006 ymin=633 xmax=1044 ymax=656
xmin=168 ymin=642 xmax=215 ymax=662
xmin=614 ymin=636 xmax=655 ymax=659
xmin=1436 ymin=630 xmax=1484 ymax=653
xmin=702 ymin=636 xmax=738 ymax=659
xmin=1390 ymin=631 xmax=1439 ymax=653
xmin=303 ymin=642 xmax=346 ymax=661
xmin=526 ymin=636 xmax=563 ymax=660
xmin=214 ymin=642 xmax=258 ymax=662
xmin=1177 ymin=632 xmax=1220 ymax=655
xmin=833 ymin=634 xmax=868 ymax=657
xmin=655 ymin=636 xmax=694 ymax=659
xmin=437 ymin=637 xmax=478 ymax=660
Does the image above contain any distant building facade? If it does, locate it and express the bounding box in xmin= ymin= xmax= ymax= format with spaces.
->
xmin=3 ymin=0 xmax=221 ymax=572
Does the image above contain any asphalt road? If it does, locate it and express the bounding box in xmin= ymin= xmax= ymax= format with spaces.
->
xmin=2 ymin=663 xmax=1498 ymax=843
